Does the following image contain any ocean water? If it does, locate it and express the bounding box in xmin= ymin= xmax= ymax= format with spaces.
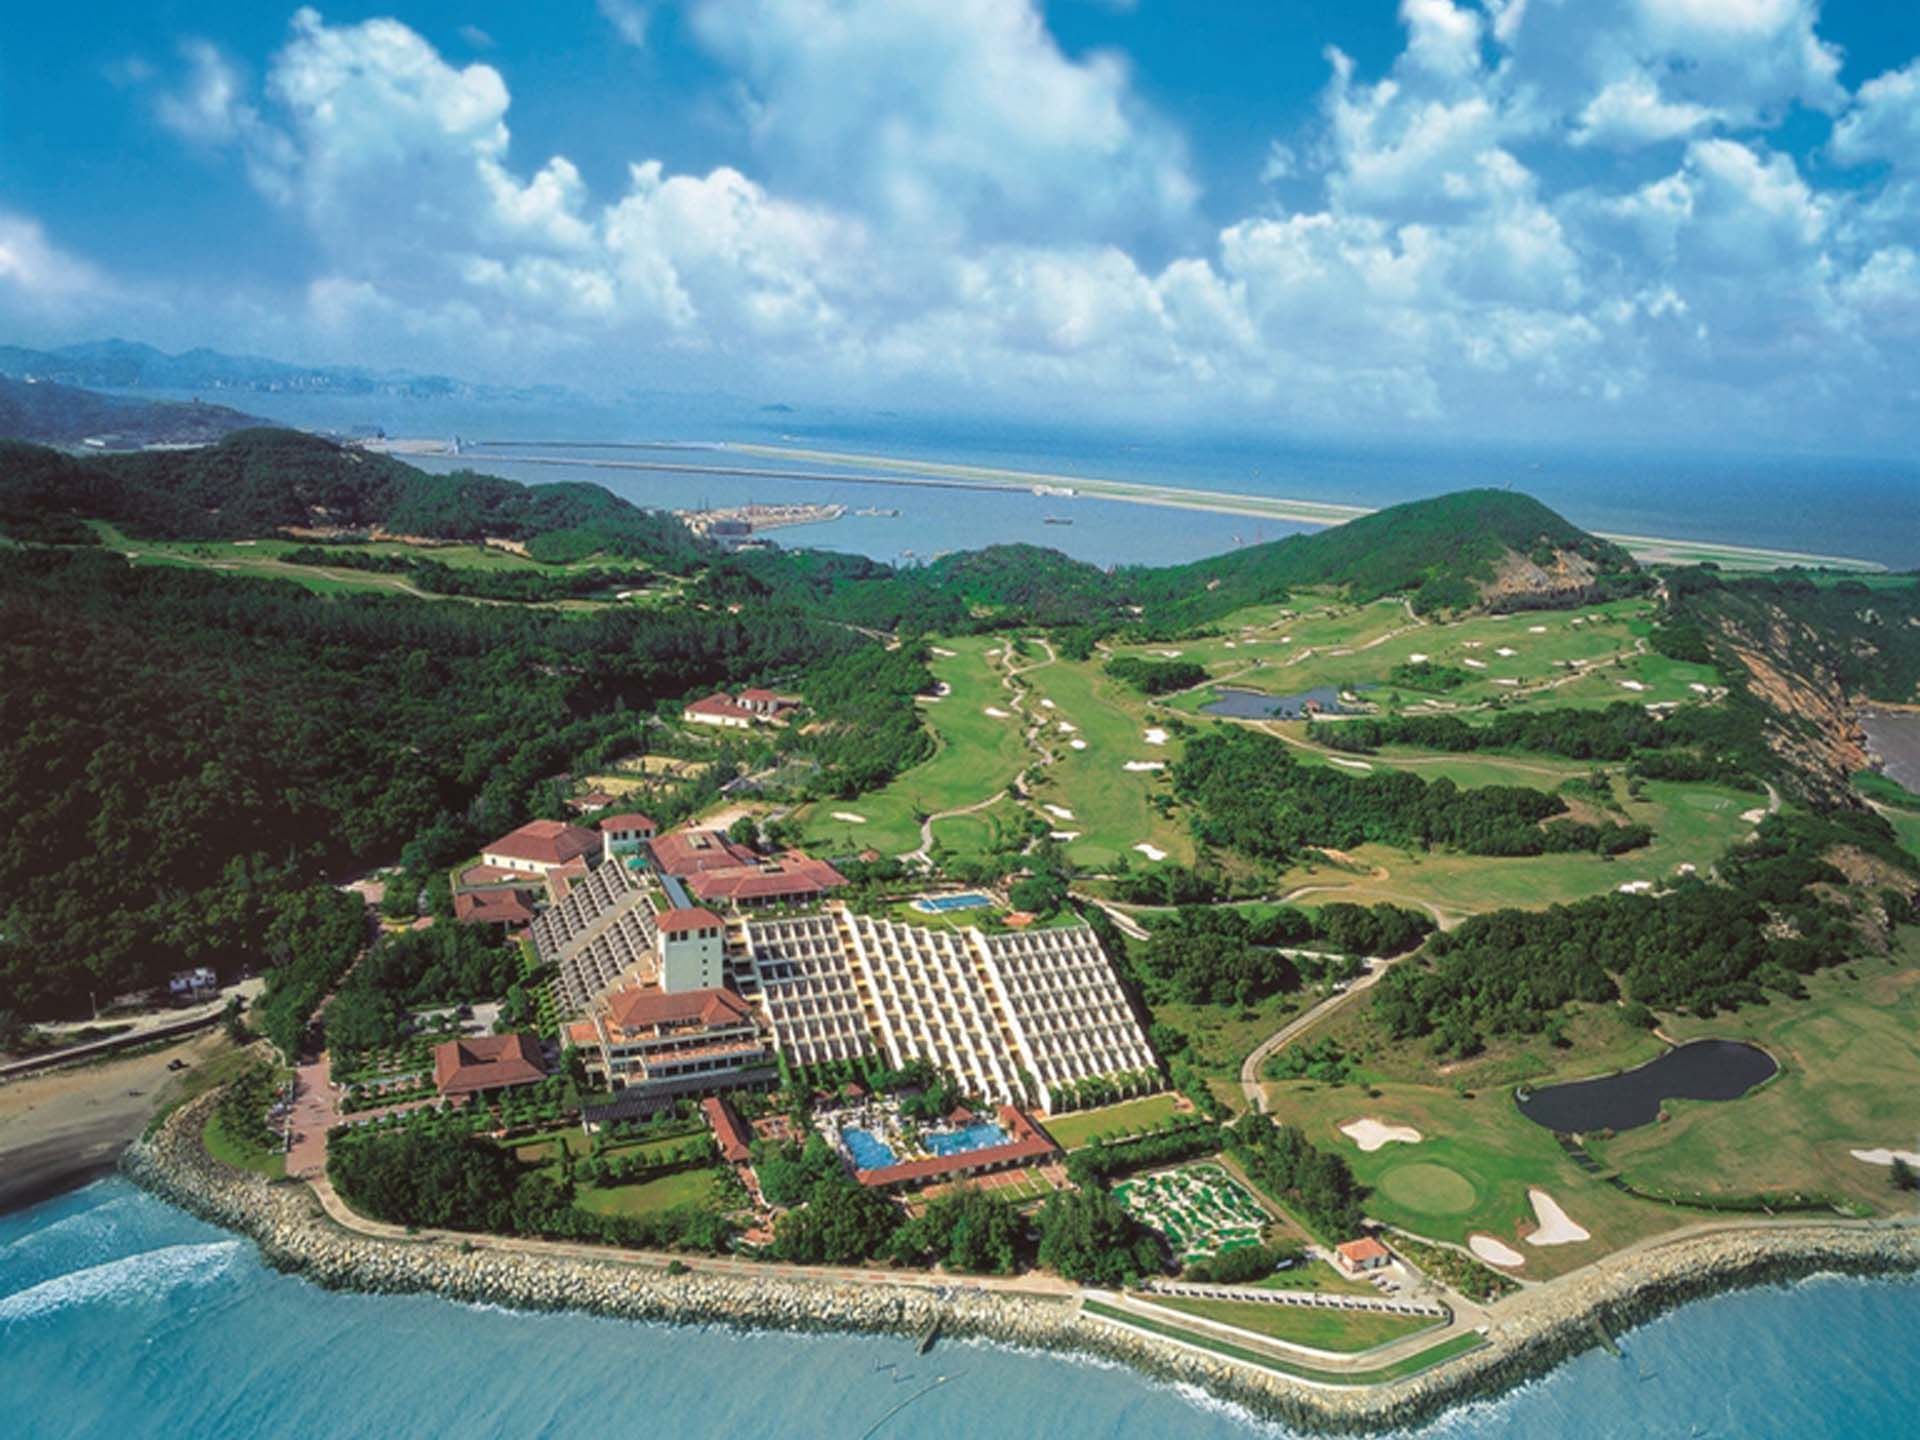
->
xmin=129 ymin=385 xmax=1920 ymax=570
xmin=4 ymin=1180 xmax=1918 ymax=1439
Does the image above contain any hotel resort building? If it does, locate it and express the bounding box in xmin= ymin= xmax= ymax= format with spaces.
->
xmin=533 ymin=847 xmax=1157 ymax=1114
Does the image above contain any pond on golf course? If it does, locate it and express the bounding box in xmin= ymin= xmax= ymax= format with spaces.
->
xmin=1515 ymin=1039 xmax=1778 ymax=1134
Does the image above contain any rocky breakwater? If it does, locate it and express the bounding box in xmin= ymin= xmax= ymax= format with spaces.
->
xmin=123 ymin=1092 xmax=1920 ymax=1434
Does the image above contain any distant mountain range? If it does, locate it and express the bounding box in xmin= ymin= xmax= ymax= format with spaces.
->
xmin=0 ymin=375 xmax=264 ymax=447
xmin=0 ymin=338 xmax=577 ymax=406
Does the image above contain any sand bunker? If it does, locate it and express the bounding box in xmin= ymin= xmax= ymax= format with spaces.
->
xmin=1050 ymin=830 xmax=1080 ymax=841
xmin=1495 ymin=678 xmax=1520 ymax=687
xmin=1408 ymin=653 xmax=1430 ymax=663
xmin=1155 ymin=649 xmax=1184 ymax=659
xmin=830 ymin=812 xmax=868 ymax=824
xmin=1123 ymin=760 xmax=1166 ymax=772
xmin=1057 ymin=721 xmax=1077 ymax=733
xmin=929 ymin=646 xmax=957 ymax=657
xmin=1069 ymin=738 xmax=1088 ymax=750
xmin=1144 ymin=728 xmax=1168 ymax=746
xmin=1462 ymin=658 xmax=1488 ymax=670
xmin=1495 ymin=647 xmax=1518 ymax=658
xmin=1618 ymin=680 xmax=1647 ymax=692
xmin=1040 ymin=698 xmax=1056 ymax=709
xmin=1525 ymin=1189 xmax=1590 ymax=1246
xmin=1528 ymin=625 xmax=1548 ymax=634
xmin=1327 ymin=757 xmax=1373 ymax=771
xmin=1133 ymin=842 xmax=1168 ymax=861
xmin=1043 ymin=804 xmax=1076 ymax=820
xmin=1740 ymin=808 xmax=1768 ymax=823
xmin=1689 ymin=682 xmax=1711 ymax=694
xmin=1469 ymin=1235 xmax=1526 ymax=1267
xmin=1850 ymin=1146 xmax=1920 ymax=1168
xmin=1224 ymin=641 xmax=1237 ymax=649
xmin=1339 ymin=1119 xmax=1422 ymax=1152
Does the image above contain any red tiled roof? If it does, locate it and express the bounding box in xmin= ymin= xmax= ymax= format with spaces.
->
xmin=703 ymin=1096 xmax=754 ymax=1164
xmin=854 ymin=1107 xmax=1056 ymax=1189
xmin=566 ymin=1020 xmax=601 ymax=1048
xmin=657 ymin=907 xmax=725 ymax=933
xmin=481 ymin=819 xmax=598 ymax=867
xmin=604 ymin=985 xmax=755 ymax=1033
xmin=648 ymin=830 xmax=761 ymax=876
xmin=738 ymin=688 xmax=781 ymax=704
xmin=685 ymin=693 xmax=757 ymax=721
xmin=1336 ymin=1238 xmax=1391 ymax=1264
xmin=433 ymin=1033 xmax=547 ymax=1097
xmin=685 ymin=853 xmax=848 ymax=904
xmin=453 ymin=889 xmax=535 ymax=926
xmin=600 ymin=812 xmax=656 ymax=832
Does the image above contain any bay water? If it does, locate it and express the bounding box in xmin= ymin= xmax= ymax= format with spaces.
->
xmin=3 ymin=1180 xmax=1916 ymax=1439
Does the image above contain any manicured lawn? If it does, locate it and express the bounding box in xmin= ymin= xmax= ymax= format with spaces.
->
xmin=202 ymin=1109 xmax=286 ymax=1179
xmin=1081 ymin=1301 xmax=1485 ymax=1385
xmin=1041 ymin=1093 xmax=1184 ymax=1149
xmin=573 ymin=1165 xmax=726 ymax=1218
xmin=795 ymin=635 xmax=1031 ymax=856
xmin=1589 ymin=939 xmax=1920 ymax=1214
xmin=1150 ymin=596 xmax=1696 ymax=717
xmin=1019 ymin=656 xmax=1195 ymax=871
xmin=1268 ymin=1074 xmax=1679 ymax=1279
xmin=1140 ymin=1294 xmax=1440 ymax=1353
xmin=1257 ymin=778 xmax=1763 ymax=926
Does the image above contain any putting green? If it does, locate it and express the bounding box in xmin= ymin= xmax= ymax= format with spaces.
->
xmin=1375 ymin=1162 xmax=1478 ymax=1216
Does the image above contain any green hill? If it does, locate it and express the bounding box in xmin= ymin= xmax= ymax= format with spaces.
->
xmin=715 ymin=488 xmax=1638 ymax=632
xmin=1151 ymin=488 xmax=1637 ymax=620
xmin=0 ymin=375 xmax=262 ymax=446
xmin=0 ymin=428 xmax=705 ymax=567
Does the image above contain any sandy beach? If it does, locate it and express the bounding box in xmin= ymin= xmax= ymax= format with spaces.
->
xmin=0 ymin=1030 xmax=233 ymax=1214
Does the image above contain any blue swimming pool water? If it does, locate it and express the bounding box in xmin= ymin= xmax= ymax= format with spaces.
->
xmin=915 ymin=892 xmax=993 ymax=913
xmin=838 ymin=1126 xmax=898 ymax=1171
xmin=924 ymin=1121 xmax=1011 ymax=1156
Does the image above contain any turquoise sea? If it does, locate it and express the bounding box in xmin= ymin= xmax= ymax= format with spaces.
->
xmin=4 ymin=1180 xmax=1917 ymax=1439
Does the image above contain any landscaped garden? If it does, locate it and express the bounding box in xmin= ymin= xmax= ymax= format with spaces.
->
xmin=1113 ymin=1163 xmax=1270 ymax=1265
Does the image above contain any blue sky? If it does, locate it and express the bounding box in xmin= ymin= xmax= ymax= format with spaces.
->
xmin=4 ymin=2 xmax=1920 ymax=453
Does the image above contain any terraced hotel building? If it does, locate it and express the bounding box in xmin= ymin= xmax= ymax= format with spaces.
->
xmin=534 ymin=862 xmax=1156 ymax=1112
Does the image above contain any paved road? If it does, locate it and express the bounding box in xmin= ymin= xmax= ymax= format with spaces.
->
xmin=1239 ymin=959 xmax=1399 ymax=1114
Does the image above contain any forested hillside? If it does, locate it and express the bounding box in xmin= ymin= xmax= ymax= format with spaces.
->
xmin=0 ymin=376 xmax=262 ymax=446
xmin=0 ymin=547 xmax=891 ymax=1015
xmin=0 ymin=429 xmax=705 ymax=567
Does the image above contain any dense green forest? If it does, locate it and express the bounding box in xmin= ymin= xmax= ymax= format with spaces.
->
xmin=0 ymin=547 xmax=903 ymax=1015
xmin=1171 ymin=728 xmax=1652 ymax=865
xmin=1372 ymin=810 xmax=1917 ymax=1054
xmin=1139 ymin=903 xmax=1432 ymax=1006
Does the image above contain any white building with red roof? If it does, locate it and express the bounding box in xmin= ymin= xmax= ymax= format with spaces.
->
xmin=480 ymin=819 xmax=600 ymax=875
xmin=682 ymin=693 xmax=757 ymax=729
xmin=579 ymin=984 xmax=774 ymax=1097
xmin=600 ymin=811 xmax=657 ymax=861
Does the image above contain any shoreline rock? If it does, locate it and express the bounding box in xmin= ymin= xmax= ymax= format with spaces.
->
xmin=124 ymin=1093 xmax=1920 ymax=1433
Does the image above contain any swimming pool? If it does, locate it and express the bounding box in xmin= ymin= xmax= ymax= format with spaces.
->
xmin=839 ymin=1127 xmax=899 ymax=1171
xmin=914 ymin=892 xmax=994 ymax=914
xmin=925 ymin=1121 xmax=1011 ymax=1156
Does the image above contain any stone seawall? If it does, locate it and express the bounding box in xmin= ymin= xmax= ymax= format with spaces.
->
xmin=124 ymin=1093 xmax=1920 ymax=1433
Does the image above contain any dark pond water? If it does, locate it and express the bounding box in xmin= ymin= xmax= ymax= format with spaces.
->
xmin=1516 ymin=1040 xmax=1778 ymax=1134
xmin=1202 ymin=684 xmax=1349 ymax=719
